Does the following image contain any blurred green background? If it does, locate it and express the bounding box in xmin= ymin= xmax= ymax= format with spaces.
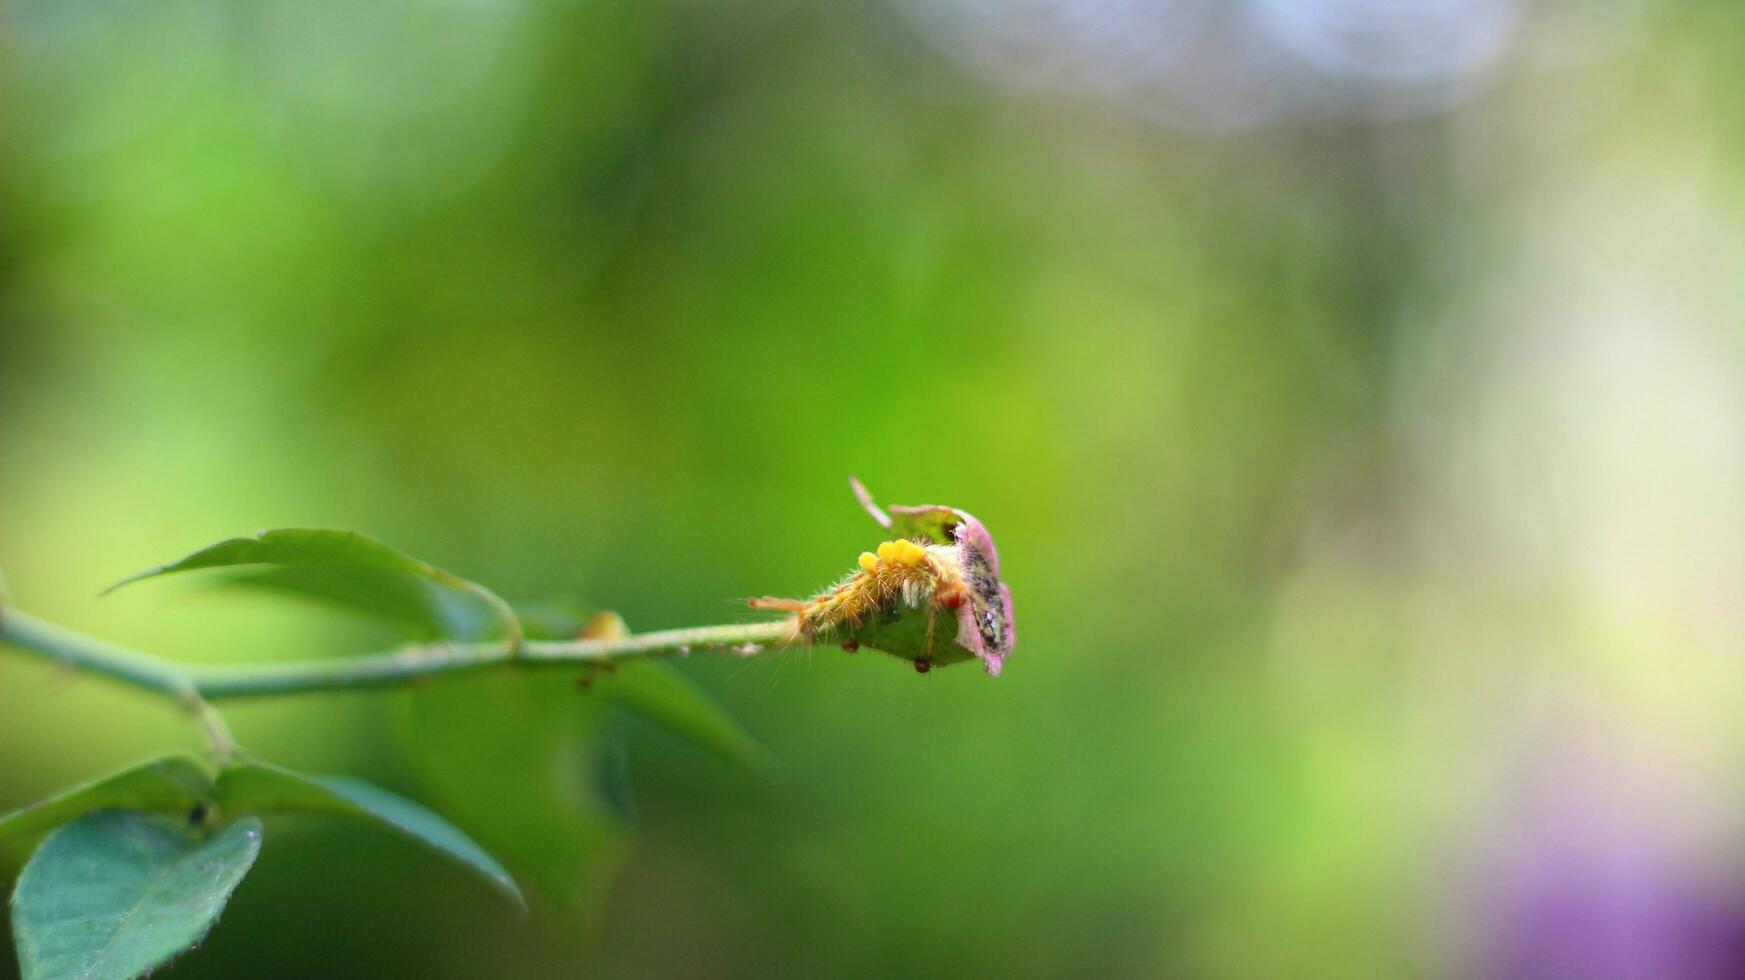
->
xmin=7 ymin=1 xmax=1745 ymax=977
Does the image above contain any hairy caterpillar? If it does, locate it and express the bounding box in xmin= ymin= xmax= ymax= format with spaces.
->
xmin=750 ymin=479 xmax=1015 ymax=676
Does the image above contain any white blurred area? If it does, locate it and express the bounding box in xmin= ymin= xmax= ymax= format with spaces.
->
xmin=1419 ymin=124 xmax=1745 ymax=973
xmin=893 ymin=0 xmax=1642 ymax=129
xmin=1254 ymin=30 xmax=1745 ymax=974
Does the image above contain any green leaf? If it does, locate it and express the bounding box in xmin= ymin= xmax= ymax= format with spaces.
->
xmin=209 ymin=565 xmax=498 ymax=640
xmin=523 ymin=606 xmax=770 ymax=770
xmin=11 ymin=810 xmax=262 ymax=980
xmin=213 ymin=761 xmax=522 ymax=907
xmin=598 ymin=663 xmax=774 ymax=771
xmin=102 ymin=528 xmax=522 ymax=645
xmin=0 ymin=757 xmax=212 ymax=842
xmin=194 ymin=570 xmax=601 ymax=645
xmin=398 ymin=672 xmax=619 ymax=908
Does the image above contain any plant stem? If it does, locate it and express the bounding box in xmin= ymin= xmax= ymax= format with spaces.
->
xmin=0 ymin=608 xmax=792 ymax=703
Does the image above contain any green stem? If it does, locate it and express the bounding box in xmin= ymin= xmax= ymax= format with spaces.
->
xmin=0 ymin=608 xmax=792 ymax=703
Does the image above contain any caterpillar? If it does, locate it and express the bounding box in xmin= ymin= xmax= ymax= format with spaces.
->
xmin=749 ymin=479 xmax=1015 ymax=676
